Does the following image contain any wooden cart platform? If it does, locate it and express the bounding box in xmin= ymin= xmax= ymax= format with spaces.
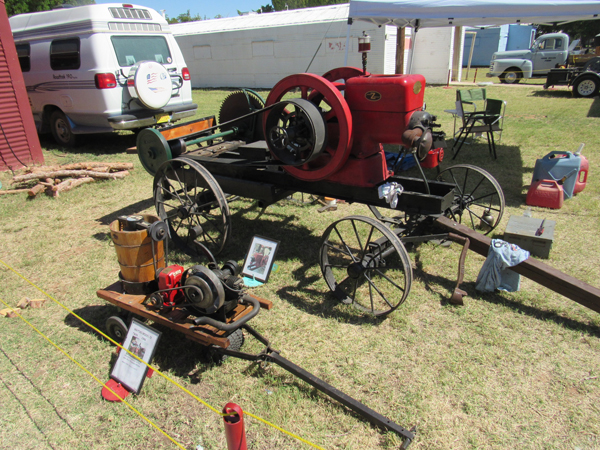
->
xmin=97 ymin=281 xmax=273 ymax=348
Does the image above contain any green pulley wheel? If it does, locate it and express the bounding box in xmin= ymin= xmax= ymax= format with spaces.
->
xmin=136 ymin=128 xmax=172 ymax=175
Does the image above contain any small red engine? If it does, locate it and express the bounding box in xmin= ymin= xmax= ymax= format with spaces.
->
xmin=156 ymin=264 xmax=185 ymax=307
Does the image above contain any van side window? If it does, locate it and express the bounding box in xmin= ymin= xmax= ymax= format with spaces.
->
xmin=111 ymin=36 xmax=171 ymax=67
xmin=50 ymin=38 xmax=80 ymax=70
xmin=16 ymin=44 xmax=30 ymax=72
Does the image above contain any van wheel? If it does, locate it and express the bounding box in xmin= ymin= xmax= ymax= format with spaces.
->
xmin=499 ymin=69 xmax=521 ymax=84
xmin=50 ymin=110 xmax=78 ymax=147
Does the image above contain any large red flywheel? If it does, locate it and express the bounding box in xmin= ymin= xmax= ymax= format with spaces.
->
xmin=265 ymin=73 xmax=353 ymax=182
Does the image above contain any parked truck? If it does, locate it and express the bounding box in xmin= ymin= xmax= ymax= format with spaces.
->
xmin=487 ymin=32 xmax=600 ymax=98
xmin=487 ymin=32 xmax=571 ymax=84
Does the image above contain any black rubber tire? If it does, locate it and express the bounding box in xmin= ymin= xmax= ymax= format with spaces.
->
xmin=572 ymin=75 xmax=600 ymax=98
xmin=50 ymin=110 xmax=79 ymax=147
xmin=212 ymin=328 xmax=244 ymax=364
xmin=499 ymin=69 xmax=522 ymax=84
xmin=583 ymin=57 xmax=600 ymax=74
xmin=106 ymin=316 xmax=128 ymax=342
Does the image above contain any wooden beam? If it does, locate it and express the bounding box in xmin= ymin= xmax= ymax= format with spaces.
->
xmin=435 ymin=216 xmax=600 ymax=314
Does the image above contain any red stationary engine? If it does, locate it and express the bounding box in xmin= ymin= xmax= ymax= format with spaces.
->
xmin=264 ymin=67 xmax=443 ymax=187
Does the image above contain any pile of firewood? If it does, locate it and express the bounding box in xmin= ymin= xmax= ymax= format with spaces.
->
xmin=2 ymin=162 xmax=134 ymax=198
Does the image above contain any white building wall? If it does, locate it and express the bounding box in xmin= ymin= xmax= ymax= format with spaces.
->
xmin=176 ymin=20 xmax=391 ymax=89
xmin=409 ymin=27 xmax=455 ymax=84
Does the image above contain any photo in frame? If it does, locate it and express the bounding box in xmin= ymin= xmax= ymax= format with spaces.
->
xmin=110 ymin=318 xmax=161 ymax=394
xmin=241 ymin=235 xmax=280 ymax=284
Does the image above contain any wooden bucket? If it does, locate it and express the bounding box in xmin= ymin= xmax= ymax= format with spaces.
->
xmin=109 ymin=214 xmax=165 ymax=282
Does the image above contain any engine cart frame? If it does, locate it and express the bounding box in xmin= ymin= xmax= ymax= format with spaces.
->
xmin=96 ymin=282 xmax=416 ymax=447
xmin=140 ymin=68 xmax=506 ymax=316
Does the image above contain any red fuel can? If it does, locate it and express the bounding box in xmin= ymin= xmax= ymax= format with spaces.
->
xmin=526 ymin=179 xmax=564 ymax=209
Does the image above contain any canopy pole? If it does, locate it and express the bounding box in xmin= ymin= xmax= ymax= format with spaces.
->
xmin=344 ymin=18 xmax=352 ymax=67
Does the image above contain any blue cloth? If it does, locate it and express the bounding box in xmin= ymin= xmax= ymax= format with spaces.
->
xmin=475 ymin=239 xmax=530 ymax=292
xmin=385 ymin=152 xmax=416 ymax=173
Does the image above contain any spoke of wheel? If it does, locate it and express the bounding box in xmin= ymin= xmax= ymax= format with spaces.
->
xmin=468 ymin=191 xmax=499 ymax=206
xmin=323 ymin=263 xmax=351 ymax=270
xmin=174 ymin=219 xmax=184 ymax=234
xmin=464 ymin=206 xmax=486 ymax=224
xmin=368 ymin=280 xmax=375 ymax=313
xmin=351 ymin=277 xmax=359 ymax=305
xmin=462 ymin=169 xmax=469 ymax=199
xmin=172 ymin=165 xmax=193 ymax=206
xmin=373 ymin=268 xmax=406 ymax=293
xmin=364 ymin=273 xmax=394 ymax=309
xmin=158 ymin=178 xmax=185 ymax=206
xmin=448 ymin=171 xmax=464 ymax=196
xmin=467 ymin=176 xmax=485 ymax=199
xmin=351 ymin=220 xmax=365 ymax=256
xmin=359 ymin=225 xmax=376 ymax=261
xmin=323 ymin=240 xmax=354 ymax=258
xmin=191 ymin=211 xmax=221 ymax=231
xmin=333 ymin=226 xmax=358 ymax=263
xmin=300 ymin=86 xmax=309 ymax=99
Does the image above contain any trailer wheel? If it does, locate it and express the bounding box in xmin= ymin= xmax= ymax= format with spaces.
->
xmin=212 ymin=328 xmax=244 ymax=364
xmin=437 ymin=164 xmax=505 ymax=235
xmin=154 ymin=157 xmax=231 ymax=256
xmin=320 ymin=215 xmax=412 ymax=317
xmin=573 ymin=75 xmax=600 ymax=98
xmin=499 ymin=69 xmax=521 ymax=84
xmin=50 ymin=110 xmax=78 ymax=147
xmin=106 ymin=316 xmax=128 ymax=342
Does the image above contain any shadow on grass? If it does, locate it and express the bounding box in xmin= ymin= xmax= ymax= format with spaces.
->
xmin=412 ymin=246 xmax=600 ymax=336
xmin=65 ymin=304 xmax=216 ymax=379
xmin=95 ymin=197 xmax=155 ymax=226
xmin=39 ymin=132 xmax=137 ymax=155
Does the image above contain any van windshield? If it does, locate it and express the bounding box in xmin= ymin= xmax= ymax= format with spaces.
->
xmin=111 ymin=36 xmax=172 ymax=66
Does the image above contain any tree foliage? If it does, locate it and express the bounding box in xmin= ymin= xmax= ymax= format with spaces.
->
xmin=536 ymin=20 xmax=600 ymax=46
xmin=271 ymin=0 xmax=346 ymax=11
xmin=166 ymin=9 xmax=203 ymax=24
xmin=6 ymin=0 xmax=94 ymax=17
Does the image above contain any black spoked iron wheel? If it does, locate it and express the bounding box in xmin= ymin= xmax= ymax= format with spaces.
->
xmin=319 ymin=215 xmax=413 ymax=317
xmin=437 ymin=164 xmax=505 ymax=235
xmin=154 ymin=157 xmax=231 ymax=256
xmin=106 ymin=316 xmax=128 ymax=342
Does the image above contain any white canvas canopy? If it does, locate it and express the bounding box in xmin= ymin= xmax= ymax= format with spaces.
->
xmin=349 ymin=0 xmax=600 ymax=29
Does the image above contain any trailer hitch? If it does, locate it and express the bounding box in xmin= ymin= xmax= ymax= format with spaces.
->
xmin=215 ymin=324 xmax=416 ymax=448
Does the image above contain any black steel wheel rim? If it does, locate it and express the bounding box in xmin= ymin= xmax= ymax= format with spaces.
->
xmin=319 ymin=215 xmax=412 ymax=317
xmin=154 ymin=157 xmax=231 ymax=256
xmin=437 ymin=164 xmax=505 ymax=235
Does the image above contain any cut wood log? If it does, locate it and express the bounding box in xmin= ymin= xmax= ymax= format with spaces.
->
xmin=28 ymin=183 xmax=47 ymax=197
xmin=29 ymin=162 xmax=134 ymax=172
xmin=0 ymin=189 xmax=30 ymax=195
xmin=13 ymin=169 xmax=130 ymax=183
xmin=52 ymin=177 xmax=95 ymax=196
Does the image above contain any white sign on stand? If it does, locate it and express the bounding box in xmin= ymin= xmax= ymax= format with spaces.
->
xmin=110 ymin=318 xmax=161 ymax=394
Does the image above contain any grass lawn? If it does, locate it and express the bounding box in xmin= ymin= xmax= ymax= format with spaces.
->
xmin=0 ymin=77 xmax=599 ymax=450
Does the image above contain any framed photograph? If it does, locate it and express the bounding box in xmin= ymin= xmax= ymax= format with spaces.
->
xmin=110 ymin=318 xmax=161 ymax=394
xmin=241 ymin=235 xmax=280 ymax=283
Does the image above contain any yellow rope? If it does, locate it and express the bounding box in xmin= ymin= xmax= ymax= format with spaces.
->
xmin=0 ymin=259 xmax=327 ymax=449
xmin=0 ymin=295 xmax=186 ymax=450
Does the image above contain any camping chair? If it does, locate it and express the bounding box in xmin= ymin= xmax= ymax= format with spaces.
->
xmin=452 ymin=92 xmax=506 ymax=160
xmin=445 ymin=88 xmax=486 ymax=139
xmin=452 ymin=99 xmax=506 ymax=160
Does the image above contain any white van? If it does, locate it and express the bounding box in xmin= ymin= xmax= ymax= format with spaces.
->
xmin=9 ymin=3 xmax=197 ymax=146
